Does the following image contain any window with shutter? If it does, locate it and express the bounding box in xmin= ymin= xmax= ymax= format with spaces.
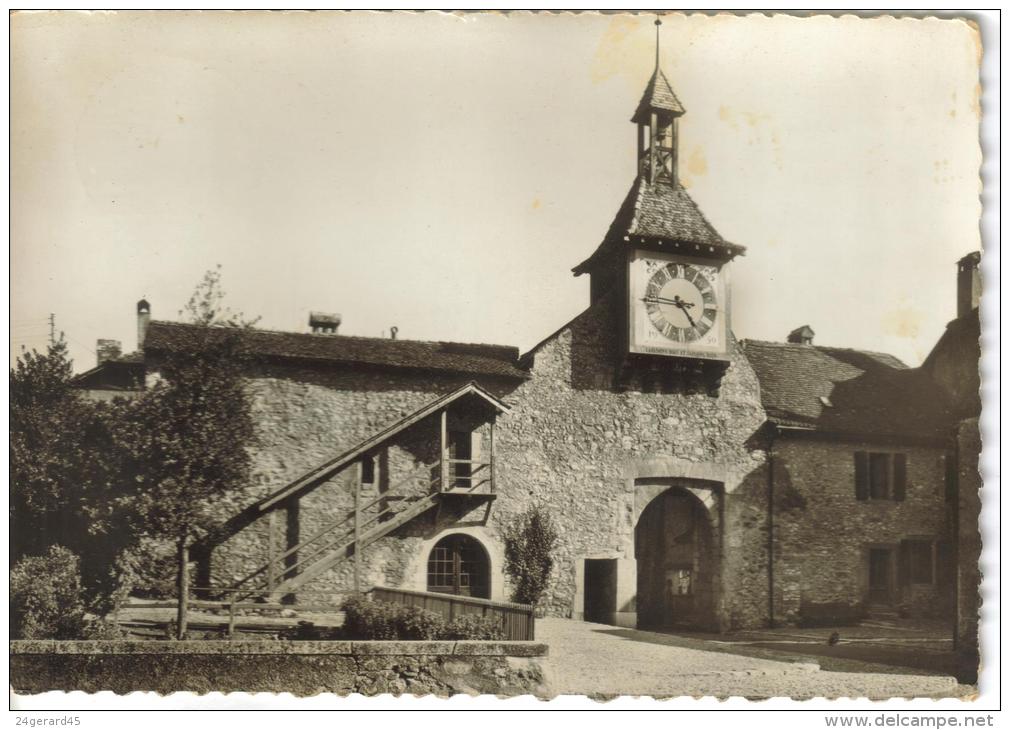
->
xmin=892 ymin=453 xmax=907 ymax=501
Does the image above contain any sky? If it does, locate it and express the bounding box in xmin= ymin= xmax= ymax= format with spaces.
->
xmin=10 ymin=11 xmax=982 ymax=372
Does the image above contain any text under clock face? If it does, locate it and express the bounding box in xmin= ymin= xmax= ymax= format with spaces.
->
xmin=644 ymin=263 xmax=719 ymax=343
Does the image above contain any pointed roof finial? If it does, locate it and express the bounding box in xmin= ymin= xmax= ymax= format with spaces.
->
xmin=655 ymin=16 xmax=662 ymax=71
xmin=631 ymin=17 xmax=685 ymax=124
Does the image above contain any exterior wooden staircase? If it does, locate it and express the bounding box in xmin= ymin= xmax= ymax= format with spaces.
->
xmin=226 ymin=382 xmax=509 ymax=602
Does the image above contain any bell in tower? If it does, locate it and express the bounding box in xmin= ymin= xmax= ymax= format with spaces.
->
xmin=633 ymin=19 xmax=685 ymax=186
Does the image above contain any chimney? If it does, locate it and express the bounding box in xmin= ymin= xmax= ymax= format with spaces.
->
xmin=309 ymin=311 xmax=341 ymax=335
xmin=96 ymin=339 xmax=122 ymax=365
xmin=787 ymin=325 xmax=815 ymax=345
xmin=956 ymin=251 xmax=981 ymax=318
xmin=137 ymin=299 xmax=151 ymax=349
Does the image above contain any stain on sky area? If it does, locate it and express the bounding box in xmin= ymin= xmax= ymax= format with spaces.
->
xmin=882 ymin=304 xmax=924 ymax=340
xmin=679 ymin=145 xmax=708 ymax=188
xmin=590 ymin=16 xmax=651 ymax=90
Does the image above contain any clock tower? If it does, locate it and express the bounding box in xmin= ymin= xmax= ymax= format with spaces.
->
xmin=572 ymin=19 xmax=745 ymax=394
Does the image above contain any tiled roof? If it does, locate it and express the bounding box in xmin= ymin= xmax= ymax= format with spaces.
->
xmin=573 ymin=178 xmax=744 ymax=275
xmin=72 ymin=352 xmax=145 ymax=390
xmin=632 ymin=68 xmax=685 ymax=123
xmin=742 ymin=339 xmax=954 ymax=441
xmin=143 ymin=321 xmax=528 ymax=380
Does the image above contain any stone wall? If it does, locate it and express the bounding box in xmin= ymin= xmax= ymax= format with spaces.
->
xmin=199 ymin=362 xmax=519 ymax=600
xmin=955 ymin=418 xmax=981 ymax=683
xmin=771 ymin=436 xmax=951 ymax=624
xmin=191 ymin=291 xmax=957 ymax=634
xmin=489 ymin=293 xmax=770 ymax=629
xmin=192 ymin=291 xmax=773 ymax=630
xmin=10 ymin=640 xmax=548 ymax=697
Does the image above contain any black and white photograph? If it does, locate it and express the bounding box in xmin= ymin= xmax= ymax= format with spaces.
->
xmin=8 ymin=9 xmax=996 ymax=715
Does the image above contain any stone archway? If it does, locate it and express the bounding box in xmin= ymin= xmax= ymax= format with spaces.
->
xmin=634 ymin=487 xmax=717 ymax=630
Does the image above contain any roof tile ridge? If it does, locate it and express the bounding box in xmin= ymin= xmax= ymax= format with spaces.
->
xmin=149 ymin=318 xmax=518 ymax=355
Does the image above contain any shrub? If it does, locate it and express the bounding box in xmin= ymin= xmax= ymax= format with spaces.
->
xmin=504 ymin=506 xmax=558 ymax=607
xmin=278 ymin=621 xmax=343 ymax=641
xmin=441 ymin=614 xmax=505 ymax=641
xmin=341 ymin=596 xmax=444 ymax=640
xmin=10 ymin=546 xmax=86 ymax=639
xmin=81 ymin=617 xmax=130 ymax=640
xmin=339 ymin=596 xmax=506 ymax=640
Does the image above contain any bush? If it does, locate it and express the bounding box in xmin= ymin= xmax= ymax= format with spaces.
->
xmin=504 ymin=506 xmax=558 ymax=607
xmin=339 ymin=596 xmax=506 ymax=640
xmin=81 ymin=617 xmax=130 ymax=640
xmin=441 ymin=614 xmax=505 ymax=641
xmin=10 ymin=546 xmax=86 ymax=639
xmin=342 ymin=596 xmax=443 ymax=640
xmin=117 ymin=539 xmax=178 ymax=599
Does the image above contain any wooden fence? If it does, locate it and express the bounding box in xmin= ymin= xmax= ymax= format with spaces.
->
xmin=370 ymin=587 xmax=535 ymax=641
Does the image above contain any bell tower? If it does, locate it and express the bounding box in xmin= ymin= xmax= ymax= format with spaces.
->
xmin=634 ymin=19 xmax=685 ymax=187
xmin=572 ymin=18 xmax=747 ymax=395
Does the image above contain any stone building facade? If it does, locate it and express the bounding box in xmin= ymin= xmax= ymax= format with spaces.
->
xmin=77 ymin=55 xmax=977 ymax=640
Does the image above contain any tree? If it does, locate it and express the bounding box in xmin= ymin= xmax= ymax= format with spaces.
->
xmin=123 ymin=267 xmax=259 ymax=637
xmin=503 ymin=506 xmax=559 ymax=608
xmin=11 ymin=337 xmax=81 ymax=557
xmin=10 ymin=337 xmax=134 ymax=609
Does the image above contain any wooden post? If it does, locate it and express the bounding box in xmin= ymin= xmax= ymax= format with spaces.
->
xmin=440 ymin=409 xmax=448 ymax=492
xmin=649 ymin=112 xmax=658 ymax=183
xmin=354 ymin=460 xmax=362 ymax=594
xmin=228 ymin=600 xmax=236 ymax=637
xmin=176 ymin=538 xmax=189 ymax=640
xmin=489 ymin=420 xmax=495 ymax=494
xmin=637 ymin=123 xmax=645 ymax=175
xmin=671 ymin=117 xmax=679 ymax=185
xmin=267 ymin=510 xmax=277 ymax=591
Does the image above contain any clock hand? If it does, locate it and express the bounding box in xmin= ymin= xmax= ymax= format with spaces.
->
xmin=643 ymin=295 xmax=696 ymax=308
xmin=679 ymin=304 xmax=697 ymax=328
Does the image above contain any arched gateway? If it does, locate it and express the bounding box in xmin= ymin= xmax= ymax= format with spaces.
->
xmin=634 ymin=486 xmax=718 ymax=630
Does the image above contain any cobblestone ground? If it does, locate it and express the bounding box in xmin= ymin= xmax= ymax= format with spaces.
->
xmin=537 ymin=618 xmax=969 ymax=700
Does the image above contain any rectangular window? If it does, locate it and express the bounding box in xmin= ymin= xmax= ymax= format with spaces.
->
xmin=869 ymin=453 xmax=891 ymax=499
xmin=906 ymin=540 xmax=934 ymax=585
xmin=855 ymin=451 xmax=907 ymax=502
xmin=360 ymin=455 xmax=375 ymax=485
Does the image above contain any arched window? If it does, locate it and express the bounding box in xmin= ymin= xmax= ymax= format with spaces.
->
xmin=426 ymin=534 xmax=490 ymax=599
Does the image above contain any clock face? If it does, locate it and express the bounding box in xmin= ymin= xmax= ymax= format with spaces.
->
xmin=628 ymin=250 xmax=729 ymax=359
xmin=644 ymin=263 xmax=718 ymax=343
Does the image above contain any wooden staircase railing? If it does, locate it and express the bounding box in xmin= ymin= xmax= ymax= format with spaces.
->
xmin=231 ymin=460 xmax=441 ymax=601
xmin=219 ymin=382 xmax=509 ymax=602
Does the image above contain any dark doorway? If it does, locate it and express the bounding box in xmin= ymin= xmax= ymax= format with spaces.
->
xmin=448 ymin=430 xmax=472 ymax=488
xmin=426 ymin=534 xmax=490 ymax=598
xmin=634 ymin=488 xmax=715 ymax=630
xmin=584 ymin=559 xmax=618 ymax=624
xmin=868 ymin=548 xmax=893 ymax=604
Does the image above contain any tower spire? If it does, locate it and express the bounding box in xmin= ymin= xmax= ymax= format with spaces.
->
xmin=655 ymin=17 xmax=661 ymax=71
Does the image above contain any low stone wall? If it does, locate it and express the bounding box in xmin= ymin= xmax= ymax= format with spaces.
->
xmin=10 ymin=640 xmax=549 ymax=697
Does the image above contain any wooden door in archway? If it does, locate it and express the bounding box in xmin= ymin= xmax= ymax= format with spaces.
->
xmin=426 ymin=534 xmax=490 ymax=599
